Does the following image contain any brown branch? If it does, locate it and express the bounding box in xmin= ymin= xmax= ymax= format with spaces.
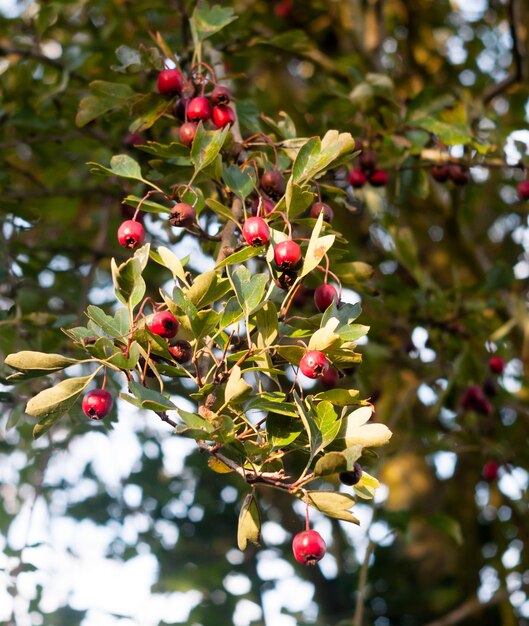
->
xmin=424 ymin=590 xmax=510 ymax=626
xmin=483 ymin=0 xmax=524 ymax=104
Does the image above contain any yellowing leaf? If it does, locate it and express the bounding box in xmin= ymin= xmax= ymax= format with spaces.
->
xmin=344 ymin=406 xmax=392 ymax=448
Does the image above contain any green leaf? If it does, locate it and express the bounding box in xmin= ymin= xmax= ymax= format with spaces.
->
xmin=292 ymin=131 xmax=356 ymax=184
xmin=5 ymin=351 xmax=77 ymax=374
xmin=255 ymin=301 xmax=278 ymax=348
xmin=123 ymin=195 xmax=172 ymax=215
xmin=219 ymin=297 xmax=244 ymax=329
xmin=312 ymin=400 xmax=341 ymax=450
xmin=111 ymin=244 xmax=150 ymax=308
xmin=222 ymin=164 xmax=256 ymax=200
xmin=354 ymin=469 xmax=380 ymax=500
xmin=306 ymin=491 xmax=359 ymax=524
xmin=191 ymin=124 xmax=230 ymax=174
xmin=89 ymin=154 xmax=148 ymax=184
xmin=314 ymin=452 xmax=347 ymax=476
xmin=206 ymin=198 xmax=240 ymax=224
xmin=314 ymin=388 xmax=360 ymax=406
xmin=191 ymin=4 xmax=238 ymax=42
xmin=308 ymin=320 xmax=342 ymax=352
xmin=413 ymin=116 xmax=472 ymax=146
xmin=321 ymin=301 xmax=362 ymax=329
xmin=267 ymin=413 xmax=304 ymax=447
xmin=301 ymin=211 xmax=335 ymax=278
xmin=332 ymin=261 xmax=374 ymax=287
xmin=425 ymin=514 xmax=463 ymax=545
xmin=275 ymin=345 xmax=305 ymax=366
xmin=129 ymin=93 xmax=171 ymax=133
xmin=128 ymin=380 xmax=177 ymax=412
xmin=293 ymin=391 xmax=320 ymax=465
xmin=86 ymin=305 xmax=129 ymax=339
xmin=237 ymin=493 xmax=261 ymax=550
xmin=155 ymin=246 xmax=190 ymax=286
xmin=216 ymin=244 xmax=265 ymax=269
xmin=76 ymin=81 xmax=134 ymax=127
xmin=285 ymin=180 xmax=315 ymax=218
xmin=224 ymin=365 xmax=253 ymax=404
xmin=186 ymin=270 xmax=230 ymax=309
xmin=227 ymin=266 xmax=268 ymax=317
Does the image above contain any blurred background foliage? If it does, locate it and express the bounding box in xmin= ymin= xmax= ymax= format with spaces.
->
xmin=1 ymin=0 xmax=529 ymax=625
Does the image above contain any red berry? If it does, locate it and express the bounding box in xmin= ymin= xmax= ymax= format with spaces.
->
xmin=147 ymin=311 xmax=179 ymax=338
xmin=82 ymin=389 xmax=113 ymax=420
xmin=339 ymin=462 xmax=363 ymax=486
xmin=117 ymin=220 xmax=145 ymax=249
xmin=448 ymin=165 xmax=469 ymax=186
xmin=359 ymin=150 xmax=377 ymax=172
xmin=431 ymin=165 xmax=450 ymax=182
xmin=157 ymin=69 xmax=185 ymax=95
xmin=322 ymin=367 xmax=339 ymax=388
xmin=314 ymin=284 xmax=338 ymax=312
xmin=460 ymin=385 xmax=493 ymax=415
xmin=210 ymin=85 xmax=231 ymax=105
xmin=310 ymin=202 xmax=334 ymax=222
xmin=518 ymin=180 xmax=529 ymax=200
xmin=349 ymin=168 xmax=367 ymax=188
xmin=121 ymin=133 xmax=143 ymax=148
xmin=169 ymin=202 xmax=196 ymax=228
xmin=488 ymin=356 xmax=505 ymax=375
xmin=299 ymin=350 xmax=329 ymax=379
xmin=187 ymin=96 xmax=213 ymax=122
xmin=179 ymin=122 xmax=198 ymax=147
xmin=369 ymin=169 xmax=389 ymax=187
xmin=292 ymin=530 xmax=326 ymax=565
xmin=274 ymin=240 xmax=302 ymax=270
xmin=168 ymin=339 xmax=193 ymax=364
xmin=212 ymin=105 xmax=236 ymax=128
xmin=251 ymin=197 xmax=275 ymax=216
xmin=482 ymin=461 xmax=499 ymax=482
xmin=275 ymin=0 xmax=292 ymax=18
xmin=242 ymin=216 xmax=270 ymax=247
xmin=261 ymin=169 xmax=286 ymax=198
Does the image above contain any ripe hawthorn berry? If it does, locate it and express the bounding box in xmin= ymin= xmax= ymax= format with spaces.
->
xmin=431 ymin=165 xmax=450 ymax=182
xmin=251 ymin=197 xmax=275 ymax=216
xmin=518 ymin=180 xmax=529 ymax=200
xmin=117 ymin=220 xmax=145 ymax=249
xmin=261 ymin=169 xmax=286 ymax=198
xmin=460 ymin=385 xmax=492 ymax=415
xmin=299 ymin=350 xmax=329 ymax=379
xmin=314 ymin=284 xmax=338 ymax=312
xmin=488 ymin=356 xmax=505 ymax=375
xmin=169 ymin=339 xmax=193 ymax=364
xmin=369 ymin=169 xmax=389 ymax=187
xmin=169 ymin=202 xmax=196 ymax=228
xmin=482 ymin=461 xmax=499 ymax=482
xmin=179 ymin=122 xmax=198 ymax=147
xmin=339 ymin=462 xmax=363 ymax=486
xmin=349 ymin=168 xmax=367 ymax=188
xmin=82 ymin=389 xmax=113 ymax=420
xmin=210 ymin=85 xmax=231 ymax=105
xmin=448 ymin=164 xmax=469 ymax=186
xmin=310 ymin=201 xmax=334 ymax=222
xmin=292 ymin=530 xmax=326 ymax=565
xmin=242 ymin=216 xmax=270 ymax=247
xmin=322 ymin=366 xmax=339 ymax=388
xmin=359 ymin=150 xmax=377 ymax=172
xmin=274 ymin=240 xmax=301 ymax=270
xmin=212 ymin=105 xmax=235 ymax=128
xmin=187 ymin=96 xmax=213 ymax=122
xmin=157 ymin=69 xmax=185 ymax=95
xmin=147 ymin=311 xmax=179 ymax=338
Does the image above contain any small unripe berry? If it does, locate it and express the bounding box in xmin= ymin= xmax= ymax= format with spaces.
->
xmin=210 ymin=85 xmax=231 ymax=105
xmin=339 ymin=462 xmax=363 ymax=486
xmin=292 ymin=530 xmax=326 ymax=565
xmin=310 ymin=201 xmax=333 ymax=222
xmin=82 ymin=389 xmax=113 ymax=420
xmin=157 ymin=69 xmax=185 ymax=95
xmin=242 ymin=216 xmax=270 ymax=247
xmin=299 ymin=350 xmax=329 ymax=379
xmin=482 ymin=461 xmax=499 ymax=482
xmin=179 ymin=122 xmax=198 ymax=147
xmin=274 ymin=240 xmax=302 ymax=270
xmin=251 ymin=197 xmax=275 ymax=216
xmin=448 ymin=165 xmax=469 ymax=186
xmin=314 ymin=284 xmax=338 ymax=312
xmin=212 ymin=105 xmax=235 ymax=128
xmin=169 ymin=202 xmax=196 ymax=228
xmin=187 ymin=96 xmax=213 ymax=122
xmin=369 ymin=169 xmax=389 ymax=187
xmin=349 ymin=168 xmax=368 ymax=188
xmin=261 ymin=169 xmax=286 ymax=198
xmin=169 ymin=339 xmax=193 ymax=364
xmin=117 ymin=220 xmax=145 ymax=249
xmin=518 ymin=180 xmax=529 ymax=200
xmin=488 ymin=356 xmax=505 ymax=375
xmin=431 ymin=164 xmax=450 ymax=182
xmin=148 ymin=311 xmax=179 ymax=338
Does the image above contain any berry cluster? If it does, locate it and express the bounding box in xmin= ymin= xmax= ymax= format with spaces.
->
xmin=348 ymin=148 xmax=389 ymax=189
xmin=430 ymin=163 xmax=469 ymax=186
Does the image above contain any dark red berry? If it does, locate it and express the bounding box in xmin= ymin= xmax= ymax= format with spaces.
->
xmin=157 ymin=69 xmax=185 ymax=95
xmin=169 ymin=202 xmax=196 ymax=228
xmin=349 ymin=168 xmax=368 ymax=188
xmin=82 ymin=389 xmax=113 ymax=420
xmin=212 ymin=105 xmax=235 ymax=128
xmin=460 ymin=385 xmax=493 ymax=415
xmin=168 ymin=339 xmax=193 ymax=364
xmin=369 ymin=169 xmax=389 ymax=187
xmin=187 ymin=96 xmax=213 ymax=122
xmin=448 ymin=165 xmax=469 ymax=186
xmin=488 ymin=356 xmax=505 ymax=375
xmin=117 ymin=220 xmax=145 ymax=249
xmin=148 ymin=311 xmax=179 ymax=338
xmin=274 ymin=240 xmax=302 ymax=270
xmin=174 ymin=97 xmax=191 ymax=121
xmin=299 ymin=350 xmax=329 ymax=379
xmin=322 ymin=367 xmax=339 ymax=388
xmin=482 ymin=461 xmax=499 ymax=482
xmin=251 ymin=197 xmax=275 ymax=216
xmin=482 ymin=379 xmax=497 ymax=398
xmin=310 ymin=202 xmax=334 ymax=222
xmin=431 ymin=164 xmax=450 ymax=182
xmin=242 ymin=216 xmax=270 ymax=247
xmin=359 ymin=150 xmax=377 ymax=172
xmin=314 ymin=284 xmax=338 ymax=312
xmin=121 ymin=133 xmax=143 ymax=148
xmin=210 ymin=85 xmax=231 ymax=105
xmin=275 ymin=269 xmax=298 ymax=291
xmin=179 ymin=122 xmax=198 ymax=147
xmin=261 ymin=169 xmax=286 ymax=198
xmin=292 ymin=530 xmax=326 ymax=565
xmin=518 ymin=180 xmax=529 ymax=200
xmin=339 ymin=463 xmax=363 ymax=486
xmin=275 ymin=0 xmax=292 ymax=18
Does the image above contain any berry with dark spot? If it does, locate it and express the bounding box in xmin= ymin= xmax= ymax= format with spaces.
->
xmin=299 ymin=350 xmax=329 ymax=379
xmin=169 ymin=202 xmax=196 ymax=228
xmin=292 ymin=530 xmax=326 ymax=565
xmin=169 ymin=339 xmax=193 ymax=364
xmin=210 ymin=85 xmax=231 ymax=105
xmin=117 ymin=220 xmax=145 ymax=249
xmin=82 ymin=389 xmax=113 ymax=420
xmin=147 ymin=311 xmax=179 ymax=338
xmin=349 ymin=168 xmax=368 ymax=188
xmin=274 ymin=240 xmax=302 ymax=270
xmin=242 ymin=216 xmax=270 ymax=247
xmin=369 ymin=169 xmax=389 ymax=187
xmin=310 ymin=201 xmax=333 ymax=222
xmin=261 ymin=169 xmax=286 ymax=198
